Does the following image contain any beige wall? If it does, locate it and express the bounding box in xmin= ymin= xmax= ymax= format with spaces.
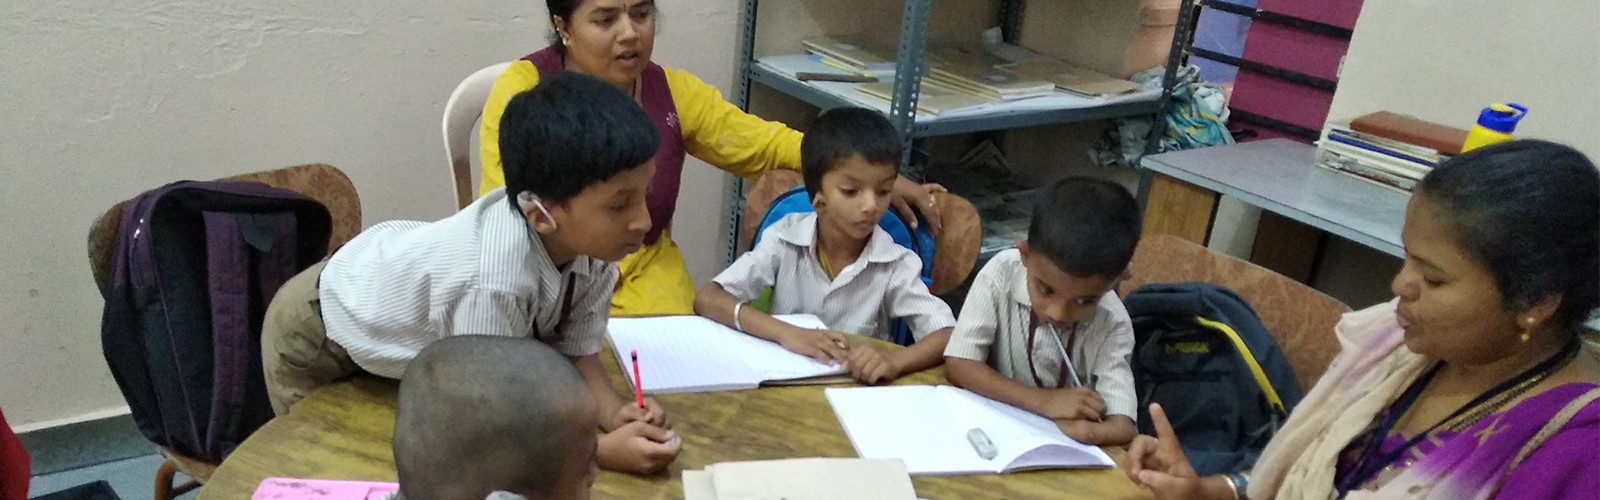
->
xmin=1328 ymin=0 xmax=1600 ymax=157
xmin=1296 ymin=0 xmax=1600 ymax=308
xmin=0 ymin=0 xmax=742 ymax=429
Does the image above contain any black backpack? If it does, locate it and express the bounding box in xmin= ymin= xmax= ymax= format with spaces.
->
xmin=1124 ymin=282 xmax=1303 ymax=475
xmin=98 ymin=181 xmax=331 ymax=462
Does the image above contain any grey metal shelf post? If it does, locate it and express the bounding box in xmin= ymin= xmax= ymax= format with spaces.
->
xmin=1136 ymin=0 xmax=1199 ymax=208
xmin=726 ymin=0 xmax=763 ymax=266
xmin=888 ymin=0 xmax=932 ymax=178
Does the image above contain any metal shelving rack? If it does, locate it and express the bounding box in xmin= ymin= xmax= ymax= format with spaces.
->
xmin=724 ymin=0 xmax=1194 ymax=265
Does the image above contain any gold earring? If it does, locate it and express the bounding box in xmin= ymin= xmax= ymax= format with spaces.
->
xmin=1520 ymin=317 xmax=1536 ymax=343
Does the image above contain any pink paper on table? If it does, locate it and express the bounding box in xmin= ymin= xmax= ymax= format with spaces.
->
xmin=253 ymin=478 xmax=398 ymax=500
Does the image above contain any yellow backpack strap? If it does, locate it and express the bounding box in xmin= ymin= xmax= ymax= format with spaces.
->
xmin=1194 ymin=316 xmax=1287 ymax=415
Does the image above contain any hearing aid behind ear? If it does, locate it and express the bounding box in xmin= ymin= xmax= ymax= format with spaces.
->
xmin=517 ymin=191 xmax=558 ymax=231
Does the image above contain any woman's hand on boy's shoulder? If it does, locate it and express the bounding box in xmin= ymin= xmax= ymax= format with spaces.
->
xmin=890 ymin=178 xmax=946 ymax=235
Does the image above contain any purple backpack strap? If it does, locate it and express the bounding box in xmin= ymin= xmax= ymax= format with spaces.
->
xmin=201 ymin=209 xmax=299 ymax=454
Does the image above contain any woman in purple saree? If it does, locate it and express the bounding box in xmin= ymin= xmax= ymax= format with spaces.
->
xmin=1125 ymin=140 xmax=1600 ymax=500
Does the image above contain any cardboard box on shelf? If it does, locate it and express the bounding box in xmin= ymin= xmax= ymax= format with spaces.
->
xmin=1018 ymin=0 xmax=1182 ymax=78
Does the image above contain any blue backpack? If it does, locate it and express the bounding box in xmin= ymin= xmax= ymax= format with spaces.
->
xmin=752 ymin=186 xmax=934 ymax=345
xmin=1123 ymin=282 xmax=1303 ymax=476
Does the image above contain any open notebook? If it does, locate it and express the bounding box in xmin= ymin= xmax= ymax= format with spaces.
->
xmin=825 ymin=385 xmax=1114 ymax=475
xmin=608 ymin=315 xmax=849 ymax=394
xmin=683 ymin=458 xmax=920 ymax=500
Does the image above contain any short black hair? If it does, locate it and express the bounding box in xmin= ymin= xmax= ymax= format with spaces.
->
xmin=801 ymin=107 xmax=901 ymax=199
xmin=499 ymin=72 xmax=659 ymax=204
xmin=1415 ymin=139 xmax=1599 ymax=332
xmin=394 ymin=336 xmax=595 ymax=500
xmin=1027 ymin=177 xmax=1142 ymax=280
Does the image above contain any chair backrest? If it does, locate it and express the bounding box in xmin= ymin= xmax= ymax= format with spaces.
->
xmin=1119 ymin=234 xmax=1349 ymax=393
xmin=88 ymin=163 xmax=362 ymax=291
xmin=738 ymin=170 xmax=981 ymax=296
xmin=443 ymin=62 xmax=512 ymax=209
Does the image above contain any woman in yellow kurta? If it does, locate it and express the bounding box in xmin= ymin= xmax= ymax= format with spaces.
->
xmin=481 ymin=0 xmax=942 ymax=316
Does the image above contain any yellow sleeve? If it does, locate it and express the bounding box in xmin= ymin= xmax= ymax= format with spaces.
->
xmin=478 ymin=60 xmax=542 ymax=196
xmin=665 ymin=67 xmax=804 ymax=178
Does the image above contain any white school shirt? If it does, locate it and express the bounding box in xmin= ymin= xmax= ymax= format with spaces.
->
xmin=318 ymin=188 xmax=615 ymax=378
xmin=712 ymin=212 xmax=956 ymax=341
xmin=943 ymin=249 xmax=1138 ymax=419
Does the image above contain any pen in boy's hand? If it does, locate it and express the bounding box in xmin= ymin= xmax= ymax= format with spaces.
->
xmin=630 ymin=350 xmax=645 ymax=409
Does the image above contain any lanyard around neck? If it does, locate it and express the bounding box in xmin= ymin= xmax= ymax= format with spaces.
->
xmin=1336 ymin=340 xmax=1578 ymax=497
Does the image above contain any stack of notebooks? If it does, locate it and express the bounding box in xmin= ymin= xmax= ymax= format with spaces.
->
xmin=801 ymin=35 xmax=897 ymax=77
xmin=926 ymin=44 xmax=1056 ymax=101
xmin=683 ymin=458 xmax=920 ymax=500
xmin=852 ymin=80 xmax=996 ymax=115
xmin=1317 ymin=111 xmax=1468 ymax=193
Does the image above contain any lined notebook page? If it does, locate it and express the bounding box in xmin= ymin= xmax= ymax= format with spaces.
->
xmin=825 ymin=386 xmax=994 ymax=475
xmin=609 ymin=315 xmax=839 ymax=394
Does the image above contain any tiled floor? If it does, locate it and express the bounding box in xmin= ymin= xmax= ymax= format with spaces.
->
xmin=28 ymin=455 xmax=198 ymax=500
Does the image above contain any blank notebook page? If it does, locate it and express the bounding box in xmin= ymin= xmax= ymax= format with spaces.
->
xmin=937 ymin=386 xmax=1113 ymax=469
xmin=609 ymin=315 xmax=836 ymax=394
xmin=825 ymin=386 xmax=993 ymax=475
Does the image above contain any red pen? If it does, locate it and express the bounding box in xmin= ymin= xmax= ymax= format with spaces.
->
xmin=630 ymin=349 xmax=645 ymax=409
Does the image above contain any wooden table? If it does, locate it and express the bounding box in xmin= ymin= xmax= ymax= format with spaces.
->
xmin=199 ymin=346 xmax=1150 ymax=499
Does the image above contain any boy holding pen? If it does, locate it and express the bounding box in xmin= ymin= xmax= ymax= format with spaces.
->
xmin=943 ymin=177 xmax=1143 ymax=446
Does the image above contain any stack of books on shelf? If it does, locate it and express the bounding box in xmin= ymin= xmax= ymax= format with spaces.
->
xmin=1316 ymin=111 xmax=1468 ymax=193
xmin=801 ymin=35 xmax=898 ymax=77
xmin=796 ymin=35 xmax=1144 ymax=115
xmin=852 ymin=80 xmax=996 ymax=115
xmin=926 ymin=44 xmax=1056 ymax=101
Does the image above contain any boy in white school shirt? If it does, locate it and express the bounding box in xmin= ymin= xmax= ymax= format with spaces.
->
xmin=390 ymin=336 xmax=598 ymax=500
xmin=943 ymin=177 xmax=1142 ymax=446
xmin=694 ymin=107 xmax=956 ymax=384
xmin=260 ymin=73 xmax=680 ymax=474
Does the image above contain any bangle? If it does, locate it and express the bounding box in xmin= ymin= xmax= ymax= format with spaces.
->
xmin=1223 ymin=473 xmax=1250 ymax=500
xmin=733 ymin=302 xmax=744 ymax=332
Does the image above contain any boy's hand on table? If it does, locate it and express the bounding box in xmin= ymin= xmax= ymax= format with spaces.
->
xmin=597 ymin=421 xmax=682 ymax=474
xmin=609 ymin=397 xmax=671 ymax=430
xmin=1056 ymin=419 xmax=1101 ymax=443
xmin=778 ymin=328 xmax=850 ymax=364
xmin=845 ymin=345 xmax=901 ymax=384
xmin=1038 ymin=387 xmax=1106 ymax=421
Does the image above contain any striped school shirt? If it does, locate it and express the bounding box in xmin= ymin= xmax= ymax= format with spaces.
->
xmin=318 ymin=188 xmax=615 ymax=378
xmin=943 ymin=249 xmax=1138 ymax=420
xmin=712 ymin=212 xmax=955 ymax=341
